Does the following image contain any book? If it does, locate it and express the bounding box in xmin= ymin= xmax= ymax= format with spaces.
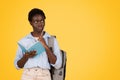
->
xmin=18 ymin=42 xmax=45 ymax=55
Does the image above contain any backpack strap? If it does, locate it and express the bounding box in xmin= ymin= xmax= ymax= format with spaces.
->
xmin=48 ymin=36 xmax=56 ymax=52
xmin=61 ymin=50 xmax=66 ymax=68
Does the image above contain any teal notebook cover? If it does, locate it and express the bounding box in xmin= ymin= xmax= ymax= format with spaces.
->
xmin=18 ymin=42 xmax=45 ymax=55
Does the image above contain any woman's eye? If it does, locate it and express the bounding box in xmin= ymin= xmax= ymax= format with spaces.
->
xmin=41 ymin=20 xmax=44 ymax=23
xmin=34 ymin=20 xmax=44 ymax=24
xmin=34 ymin=21 xmax=38 ymax=24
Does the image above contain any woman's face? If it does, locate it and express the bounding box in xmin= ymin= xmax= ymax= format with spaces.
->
xmin=30 ymin=14 xmax=45 ymax=33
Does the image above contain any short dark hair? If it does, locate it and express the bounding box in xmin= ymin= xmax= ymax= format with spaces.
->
xmin=28 ymin=8 xmax=46 ymax=22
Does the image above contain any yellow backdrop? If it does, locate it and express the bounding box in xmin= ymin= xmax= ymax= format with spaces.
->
xmin=0 ymin=0 xmax=120 ymax=80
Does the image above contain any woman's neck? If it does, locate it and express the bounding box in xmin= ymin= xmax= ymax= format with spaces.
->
xmin=31 ymin=31 xmax=41 ymax=37
xmin=31 ymin=31 xmax=45 ymax=37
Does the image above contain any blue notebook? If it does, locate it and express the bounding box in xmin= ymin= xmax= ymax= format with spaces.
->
xmin=18 ymin=42 xmax=45 ymax=55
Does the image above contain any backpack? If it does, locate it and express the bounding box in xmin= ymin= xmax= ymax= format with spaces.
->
xmin=48 ymin=36 xmax=67 ymax=80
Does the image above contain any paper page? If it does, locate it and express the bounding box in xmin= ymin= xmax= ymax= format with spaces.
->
xmin=18 ymin=42 xmax=45 ymax=55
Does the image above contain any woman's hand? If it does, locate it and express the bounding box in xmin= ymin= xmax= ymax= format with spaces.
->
xmin=24 ymin=50 xmax=37 ymax=58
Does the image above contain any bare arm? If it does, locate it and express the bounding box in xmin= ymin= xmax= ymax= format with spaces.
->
xmin=38 ymin=36 xmax=57 ymax=64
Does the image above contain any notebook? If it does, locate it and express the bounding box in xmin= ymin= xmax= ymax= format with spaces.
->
xmin=18 ymin=42 xmax=45 ymax=55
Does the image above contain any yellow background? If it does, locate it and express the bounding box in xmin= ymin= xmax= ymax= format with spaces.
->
xmin=0 ymin=0 xmax=120 ymax=80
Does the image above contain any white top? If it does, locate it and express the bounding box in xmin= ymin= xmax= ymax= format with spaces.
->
xmin=14 ymin=32 xmax=62 ymax=70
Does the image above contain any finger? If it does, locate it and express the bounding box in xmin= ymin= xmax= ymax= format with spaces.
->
xmin=31 ymin=53 xmax=37 ymax=57
xmin=25 ymin=51 xmax=29 ymax=54
xmin=32 ymin=50 xmax=36 ymax=53
xmin=41 ymin=31 xmax=45 ymax=37
xmin=38 ymin=37 xmax=42 ymax=41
